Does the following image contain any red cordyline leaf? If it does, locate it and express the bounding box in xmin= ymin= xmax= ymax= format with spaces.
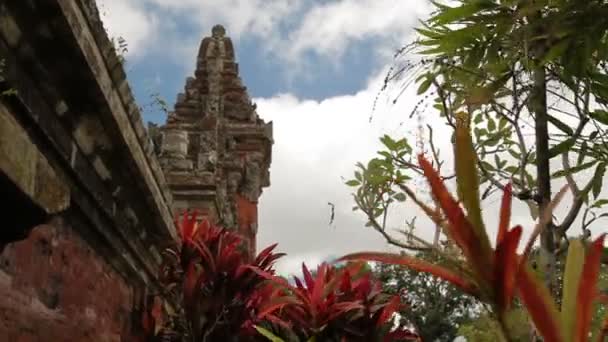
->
xmin=574 ymin=234 xmax=606 ymax=342
xmin=377 ymin=295 xmax=400 ymax=326
xmin=302 ymin=263 xmax=315 ymax=290
xmin=518 ymin=266 xmax=564 ymax=342
xmin=256 ymin=295 xmax=300 ymax=319
xmin=311 ymin=263 xmax=328 ymax=308
xmin=340 ymin=269 xmax=352 ymax=293
xmin=339 ymin=252 xmax=479 ymax=297
xmin=183 ymin=262 xmax=199 ymax=303
xmin=418 ymin=155 xmax=494 ymax=285
xmin=496 ymin=183 xmax=512 ymax=246
xmin=494 ymin=225 xmax=522 ymax=312
xmin=179 ymin=210 xmax=198 ymax=243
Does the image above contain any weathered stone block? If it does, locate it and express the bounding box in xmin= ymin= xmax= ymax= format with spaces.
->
xmin=161 ymin=130 xmax=188 ymax=158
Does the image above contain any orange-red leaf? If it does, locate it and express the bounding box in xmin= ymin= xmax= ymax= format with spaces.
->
xmin=494 ymin=225 xmax=522 ymax=312
xmin=497 ymin=183 xmax=512 ymax=246
xmin=339 ymin=252 xmax=479 ymax=297
xmin=518 ymin=265 xmax=564 ymax=342
xmin=418 ymin=155 xmax=494 ymax=285
xmin=574 ymin=234 xmax=606 ymax=342
xmin=377 ymin=295 xmax=401 ymax=326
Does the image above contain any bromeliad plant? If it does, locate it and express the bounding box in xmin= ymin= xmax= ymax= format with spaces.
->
xmin=341 ymin=119 xmax=608 ymax=341
xmin=156 ymin=211 xmax=289 ymax=342
xmin=254 ymin=262 xmax=420 ymax=342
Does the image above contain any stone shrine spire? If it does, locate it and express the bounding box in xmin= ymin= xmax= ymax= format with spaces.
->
xmin=157 ymin=25 xmax=273 ymax=257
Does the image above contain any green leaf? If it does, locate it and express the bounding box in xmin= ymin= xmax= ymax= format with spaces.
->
xmin=417 ymin=76 xmax=434 ymax=95
xmin=561 ymin=239 xmax=585 ymax=342
xmin=487 ymin=117 xmax=496 ymax=131
xmin=592 ymin=162 xmax=606 ymax=199
xmin=551 ymin=160 xmax=597 ymax=178
xmin=548 ymin=138 xmax=576 ymax=159
xmin=394 ymin=193 xmax=407 ymax=202
xmin=498 ymin=116 xmax=508 ymax=130
xmin=255 ymin=326 xmax=285 ymax=342
xmin=590 ymin=110 xmax=608 ymax=125
xmin=548 ymin=115 xmax=574 ymax=136
xmin=346 ymin=180 xmax=361 ymax=187
xmin=430 ymin=1 xmax=495 ymax=25
xmin=454 ymin=112 xmax=491 ymax=257
xmin=591 ymin=199 xmax=608 ymax=208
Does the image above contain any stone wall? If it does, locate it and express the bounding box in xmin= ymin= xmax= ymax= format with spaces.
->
xmin=0 ymin=1 xmax=272 ymax=341
xmin=0 ymin=1 xmax=175 ymax=340
xmin=0 ymin=218 xmax=133 ymax=342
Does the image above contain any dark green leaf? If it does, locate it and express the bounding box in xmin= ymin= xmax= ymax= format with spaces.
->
xmin=590 ymin=110 xmax=608 ymax=125
xmin=346 ymin=180 xmax=361 ymax=187
xmin=591 ymin=199 xmax=608 ymax=209
xmin=394 ymin=193 xmax=407 ymax=202
xmin=418 ymin=76 xmax=434 ymax=95
xmin=592 ymin=163 xmax=606 ymax=199
xmin=547 ymin=115 xmax=574 ymax=136
xmin=551 ymin=160 xmax=597 ymax=178
xmin=548 ymin=138 xmax=575 ymax=159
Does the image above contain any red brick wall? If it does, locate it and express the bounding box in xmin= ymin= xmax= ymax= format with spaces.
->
xmin=0 ymin=217 xmax=135 ymax=342
xmin=236 ymin=195 xmax=258 ymax=258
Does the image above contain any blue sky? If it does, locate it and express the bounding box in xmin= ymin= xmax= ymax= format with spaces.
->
xmin=99 ymin=0 xmax=482 ymax=276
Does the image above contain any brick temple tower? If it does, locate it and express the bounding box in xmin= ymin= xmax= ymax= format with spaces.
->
xmin=156 ymin=25 xmax=273 ymax=257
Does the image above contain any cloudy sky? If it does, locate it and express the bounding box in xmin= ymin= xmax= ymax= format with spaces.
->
xmin=98 ymin=0 xmax=550 ymax=276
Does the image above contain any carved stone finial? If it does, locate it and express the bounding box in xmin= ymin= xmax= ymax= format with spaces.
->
xmin=212 ymin=25 xmax=226 ymax=38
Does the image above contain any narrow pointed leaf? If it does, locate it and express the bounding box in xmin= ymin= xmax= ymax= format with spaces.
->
xmin=574 ymin=234 xmax=606 ymax=342
xmin=497 ymin=183 xmax=512 ymax=246
xmin=377 ymin=295 xmax=400 ymax=326
xmin=418 ymin=154 xmax=494 ymax=286
xmin=494 ymin=226 xmax=522 ymax=311
xmin=518 ymin=265 xmax=564 ymax=342
xmin=339 ymin=252 xmax=479 ymax=297
xmin=453 ymin=114 xmax=491 ymax=251
xmin=561 ymin=239 xmax=585 ymax=342
xmin=254 ymin=326 xmax=285 ymax=342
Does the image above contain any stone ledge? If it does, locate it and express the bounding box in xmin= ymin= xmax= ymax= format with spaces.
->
xmin=58 ymin=0 xmax=177 ymax=241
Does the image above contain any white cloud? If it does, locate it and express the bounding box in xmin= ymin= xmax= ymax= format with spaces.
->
xmin=98 ymin=0 xmax=430 ymax=72
xmin=254 ymin=68 xmax=456 ymax=276
xmin=98 ymin=0 xmax=158 ymax=57
xmin=285 ymin=0 xmax=429 ymax=62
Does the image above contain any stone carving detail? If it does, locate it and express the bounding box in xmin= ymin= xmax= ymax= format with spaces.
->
xmin=157 ymin=25 xmax=273 ymax=255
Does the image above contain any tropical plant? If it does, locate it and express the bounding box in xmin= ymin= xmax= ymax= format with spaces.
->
xmin=147 ymin=211 xmax=289 ymax=342
xmin=342 ymin=118 xmax=608 ymax=341
xmin=254 ymin=261 xmax=420 ymax=342
xmin=348 ymin=0 xmax=608 ymax=298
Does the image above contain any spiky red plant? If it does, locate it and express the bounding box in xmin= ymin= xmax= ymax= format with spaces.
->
xmin=156 ymin=211 xmax=288 ymax=341
xmin=252 ymin=261 xmax=420 ymax=341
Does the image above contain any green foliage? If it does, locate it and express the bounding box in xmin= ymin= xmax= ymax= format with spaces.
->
xmin=457 ymin=307 xmax=530 ymax=342
xmin=374 ymin=251 xmax=478 ymax=341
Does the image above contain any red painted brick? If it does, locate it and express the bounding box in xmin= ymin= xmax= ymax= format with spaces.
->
xmin=0 ymin=217 xmax=135 ymax=342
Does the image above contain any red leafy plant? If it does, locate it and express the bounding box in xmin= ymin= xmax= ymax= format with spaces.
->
xmin=341 ymin=121 xmax=608 ymax=341
xmin=152 ymin=211 xmax=290 ymax=342
xmin=253 ymin=261 xmax=420 ymax=341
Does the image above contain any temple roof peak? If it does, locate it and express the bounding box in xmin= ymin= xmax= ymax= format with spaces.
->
xmin=212 ymin=24 xmax=226 ymax=38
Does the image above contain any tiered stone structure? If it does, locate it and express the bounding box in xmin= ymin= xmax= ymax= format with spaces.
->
xmin=157 ymin=25 xmax=272 ymax=257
